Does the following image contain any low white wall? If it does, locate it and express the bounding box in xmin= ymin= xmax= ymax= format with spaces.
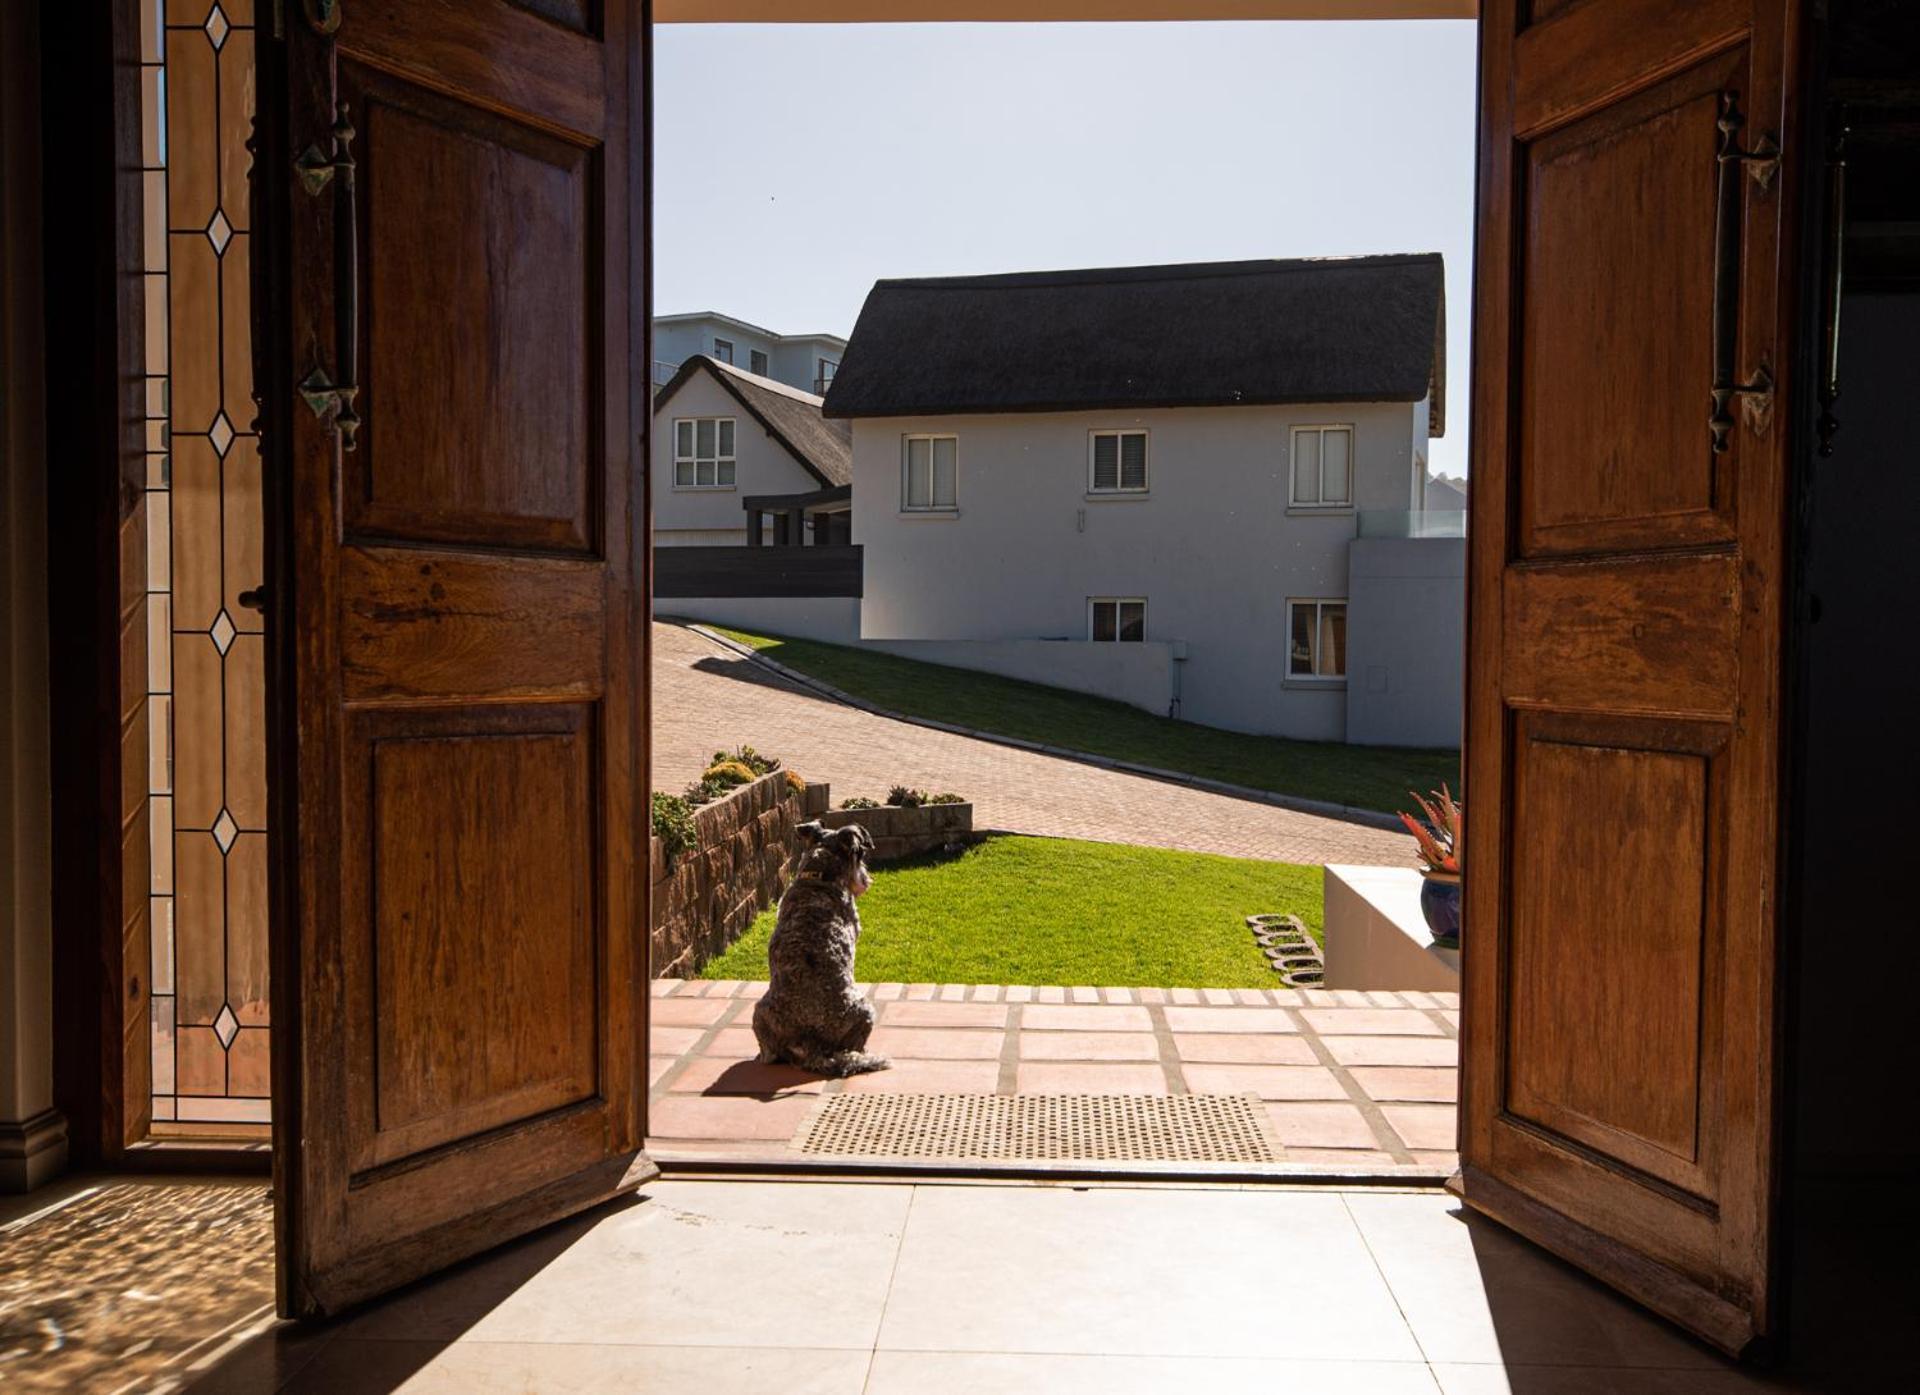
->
xmin=1323 ymin=864 xmax=1460 ymax=992
xmin=661 ymin=596 xmax=862 ymax=645
xmin=866 ymin=637 xmax=1177 ymax=717
xmin=1344 ymin=536 xmax=1465 ymax=749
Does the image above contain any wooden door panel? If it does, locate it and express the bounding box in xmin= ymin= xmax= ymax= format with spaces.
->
xmin=340 ymin=548 xmax=605 ymax=704
xmin=1462 ymin=0 xmax=1797 ymax=1356
xmin=267 ymin=0 xmax=648 ymax=1319
xmin=1506 ymin=713 xmax=1727 ymax=1198
xmin=1501 ymin=553 xmax=1739 ymax=717
xmin=346 ymin=704 xmax=599 ymax=1172
xmin=345 ymin=63 xmax=599 ymax=554
xmin=1518 ymin=54 xmax=1738 ymax=556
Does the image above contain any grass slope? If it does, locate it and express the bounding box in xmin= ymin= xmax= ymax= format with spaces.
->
xmin=708 ymin=625 xmax=1456 ymax=815
xmin=696 ymin=834 xmax=1319 ymax=990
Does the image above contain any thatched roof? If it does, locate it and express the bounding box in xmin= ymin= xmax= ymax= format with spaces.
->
xmin=654 ymin=356 xmax=853 ymax=487
xmin=823 ymin=253 xmax=1445 ymax=436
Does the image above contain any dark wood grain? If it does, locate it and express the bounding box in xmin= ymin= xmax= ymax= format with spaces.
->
xmin=265 ymin=0 xmax=649 ymax=1319
xmin=1460 ymin=0 xmax=1803 ymax=1358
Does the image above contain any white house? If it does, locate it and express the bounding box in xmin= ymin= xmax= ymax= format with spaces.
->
xmin=822 ymin=254 xmax=1463 ymax=748
xmin=651 ymin=356 xmax=851 ymax=548
xmin=652 ymin=311 xmax=847 ymax=397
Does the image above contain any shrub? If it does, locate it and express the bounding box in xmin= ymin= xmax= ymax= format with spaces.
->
xmin=928 ymin=792 xmax=966 ymax=805
xmin=683 ymin=777 xmax=729 ymax=807
xmin=886 ymin=786 xmax=929 ymax=808
xmin=711 ymin=744 xmax=779 ymax=776
xmin=840 ymin=796 xmax=881 ymax=810
xmin=784 ymin=769 xmax=807 ymax=794
xmin=650 ymin=792 xmax=697 ymax=866
xmin=702 ymin=759 xmax=758 ymax=789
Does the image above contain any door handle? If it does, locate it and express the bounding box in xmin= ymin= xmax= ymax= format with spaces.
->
xmin=1816 ymin=106 xmax=1848 ymax=457
xmin=237 ymin=586 xmax=269 ymax=613
xmin=1708 ymin=91 xmax=1779 ymax=455
xmin=296 ymin=103 xmax=360 ymax=451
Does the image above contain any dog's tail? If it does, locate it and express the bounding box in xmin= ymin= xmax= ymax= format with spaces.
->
xmin=805 ymin=1050 xmax=891 ymax=1078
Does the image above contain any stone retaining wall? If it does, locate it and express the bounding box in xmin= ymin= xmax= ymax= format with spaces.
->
xmin=820 ymin=801 xmax=975 ymax=863
xmin=649 ymin=771 xmax=830 ymax=979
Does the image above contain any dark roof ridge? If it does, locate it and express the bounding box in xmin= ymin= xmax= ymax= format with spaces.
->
xmin=870 ymin=252 xmax=1444 ymax=294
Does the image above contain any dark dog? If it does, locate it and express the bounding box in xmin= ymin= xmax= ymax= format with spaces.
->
xmin=751 ymin=821 xmax=891 ymax=1078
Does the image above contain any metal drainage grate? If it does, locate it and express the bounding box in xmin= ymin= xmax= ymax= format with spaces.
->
xmin=795 ymin=1092 xmax=1279 ymax=1164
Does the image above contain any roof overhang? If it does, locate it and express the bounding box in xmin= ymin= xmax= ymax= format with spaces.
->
xmin=743 ymin=484 xmax=853 ymax=514
xmin=659 ymin=2 xmax=1474 ymax=20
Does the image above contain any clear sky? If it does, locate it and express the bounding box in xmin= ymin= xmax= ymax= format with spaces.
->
xmin=656 ymin=21 xmax=1478 ymax=479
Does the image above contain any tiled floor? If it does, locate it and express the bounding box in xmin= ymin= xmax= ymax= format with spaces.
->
xmin=7 ymin=1174 xmax=1876 ymax=1394
xmin=649 ymin=978 xmax=1460 ymax=1172
xmin=652 ymin=621 xmax=1415 ymax=866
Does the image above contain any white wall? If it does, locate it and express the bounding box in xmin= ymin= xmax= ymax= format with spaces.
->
xmin=868 ymin=638 xmax=1176 ymax=717
xmin=852 ymin=401 xmax=1426 ymax=740
xmin=1343 ymin=536 xmax=1464 ymax=748
xmin=665 ymin=598 xmax=864 ymax=645
xmin=651 ymin=368 xmax=826 ymax=545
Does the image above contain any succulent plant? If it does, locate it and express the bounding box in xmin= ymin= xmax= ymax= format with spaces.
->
xmin=1399 ymin=784 xmax=1462 ymax=877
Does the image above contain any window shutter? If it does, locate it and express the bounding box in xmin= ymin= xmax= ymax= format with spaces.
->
xmin=932 ymin=437 xmax=957 ymax=507
xmin=1323 ymin=429 xmax=1351 ymax=504
xmin=1120 ymin=433 xmax=1147 ymax=490
xmin=1092 ymin=434 xmax=1119 ymax=491
xmin=1293 ymin=431 xmax=1321 ymax=504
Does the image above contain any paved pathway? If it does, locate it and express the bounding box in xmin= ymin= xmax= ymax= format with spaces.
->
xmin=646 ymin=977 xmax=1459 ymax=1174
xmin=651 ymin=622 xmax=1412 ymax=866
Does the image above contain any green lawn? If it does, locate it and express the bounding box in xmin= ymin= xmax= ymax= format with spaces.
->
xmin=696 ymin=834 xmax=1319 ymax=989
xmin=708 ymin=625 xmax=1457 ymax=815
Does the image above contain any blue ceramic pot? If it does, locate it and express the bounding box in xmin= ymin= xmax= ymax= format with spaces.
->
xmin=1420 ymin=875 xmax=1461 ymax=948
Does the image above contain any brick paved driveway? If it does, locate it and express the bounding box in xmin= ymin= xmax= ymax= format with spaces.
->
xmin=652 ymin=622 xmax=1412 ymax=866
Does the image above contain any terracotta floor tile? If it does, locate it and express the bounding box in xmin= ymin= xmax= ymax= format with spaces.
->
xmin=1181 ymin=1064 xmax=1347 ymax=1100
xmin=1020 ymin=1004 xmax=1152 ymax=1032
xmin=648 ymin=1056 xmax=678 ymax=1086
xmin=1172 ymin=1033 xmax=1318 ymax=1065
xmin=1348 ymin=1066 xmax=1459 ymax=1103
xmin=650 ymin=997 xmax=735 ymax=1027
xmin=868 ymin=1027 xmax=1005 ymax=1060
xmin=1322 ymin=1035 xmax=1458 ymax=1067
xmin=649 ymin=1026 xmax=704 ymax=1056
xmin=646 ymin=1095 xmax=816 ymax=1141
xmin=669 ymin=1056 xmax=827 ymax=1096
xmin=1410 ymin=1150 xmax=1459 ymax=1171
xmin=1382 ymin=1104 xmax=1458 ymax=1151
xmin=701 ymin=1027 xmax=762 ymax=1058
xmin=650 ymin=978 xmax=680 ymax=996
xmin=844 ymin=1059 xmax=1001 ymax=1093
xmin=1264 ymin=1102 xmax=1379 ymax=1150
xmin=880 ymin=1000 xmax=1010 ymax=1029
xmin=1299 ymin=1008 xmax=1443 ymax=1037
xmin=1160 ymin=1007 xmax=1298 ymax=1034
xmin=1015 ymin=1062 xmax=1169 ymax=1094
xmin=1018 ymin=1031 xmax=1159 ymax=1061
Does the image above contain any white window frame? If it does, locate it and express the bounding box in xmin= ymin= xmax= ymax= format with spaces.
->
xmin=900 ymin=433 xmax=959 ymax=512
xmin=672 ymin=416 xmax=738 ymax=490
xmin=1289 ymin=424 xmax=1355 ymax=508
xmin=1286 ymin=598 xmax=1348 ymax=681
xmin=1087 ymin=429 xmax=1150 ymax=495
xmin=712 ymin=337 xmax=734 ymax=365
xmin=1088 ymin=597 xmax=1148 ymax=643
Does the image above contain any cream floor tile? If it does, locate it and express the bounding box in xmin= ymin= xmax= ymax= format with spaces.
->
xmin=278 ymin=1339 xmax=871 ymax=1394
xmin=877 ymin=1184 xmax=1422 ymax=1361
xmin=1342 ymin=1193 xmax=1725 ymax=1372
xmin=1428 ymin=1362 xmax=1789 ymax=1394
xmin=345 ymin=1182 xmax=911 ymax=1353
xmin=866 ymin=1350 xmax=1441 ymax=1394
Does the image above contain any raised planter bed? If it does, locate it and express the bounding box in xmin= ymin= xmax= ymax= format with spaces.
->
xmin=820 ymin=801 xmax=975 ymax=863
xmin=649 ymin=770 xmax=829 ymax=978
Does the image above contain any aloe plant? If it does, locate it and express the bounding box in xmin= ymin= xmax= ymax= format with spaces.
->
xmin=1399 ymin=784 xmax=1462 ymax=877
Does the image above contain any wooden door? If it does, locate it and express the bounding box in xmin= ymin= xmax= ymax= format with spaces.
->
xmin=261 ymin=0 xmax=651 ymax=1318
xmin=1459 ymin=0 xmax=1802 ymax=1357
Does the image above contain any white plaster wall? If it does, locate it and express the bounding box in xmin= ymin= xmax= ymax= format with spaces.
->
xmin=867 ymin=638 xmax=1176 ymax=716
xmin=1343 ymin=536 xmax=1464 ymax=749
xmin=852 ymin=401 xmax=1426 ymax=739
xmin=666 ymin=598 xmax=864 ymax=645
xmin=651 ymin=369 xmax=826 ymax=545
